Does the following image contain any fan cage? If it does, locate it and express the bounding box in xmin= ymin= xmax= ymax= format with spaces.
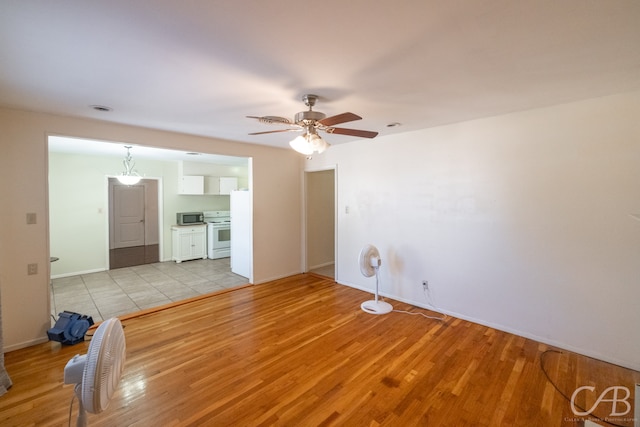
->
xmin=359 ymin=244 xmax=381 ymax=277
xmin=81 ymin=318 xmax=126 ymax=414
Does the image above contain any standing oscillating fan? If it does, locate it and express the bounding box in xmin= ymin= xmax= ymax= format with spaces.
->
xmin=359 ymin=244 xmax=393 ymax=314
xmin=63 ymin=318 xmax=126 ymax=426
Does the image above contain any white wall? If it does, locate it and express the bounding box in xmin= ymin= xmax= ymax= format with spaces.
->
xmin=0 ymin=108 xmax=303 ymax=350
xmin=308 ymin=90 xmax=640 ymax=370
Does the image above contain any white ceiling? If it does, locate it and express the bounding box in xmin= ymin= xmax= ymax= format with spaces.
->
xmin=2 ymin=0 xmax=640 ymax=152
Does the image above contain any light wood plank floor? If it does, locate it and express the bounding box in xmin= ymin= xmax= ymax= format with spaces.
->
xmin=2 ymin=274 xmax=638 ymax=426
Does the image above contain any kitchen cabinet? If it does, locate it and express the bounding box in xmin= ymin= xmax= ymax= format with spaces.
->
xmin=171 ymin=225 xmax=207 ymax=263
xmin=179 ymin=175 xmax=204 ymax=195
xmin=205 ymin=176 xmax=238 ymax=195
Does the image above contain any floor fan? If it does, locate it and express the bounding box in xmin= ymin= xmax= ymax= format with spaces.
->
xmin=359 ymin=244 xmax=393 ymax=314
xmin=64 ymin=318 xmax=126 ymax=426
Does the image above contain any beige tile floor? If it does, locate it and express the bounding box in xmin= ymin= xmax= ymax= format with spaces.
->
xmin=50 ymin=258 xmax=248 ymax=323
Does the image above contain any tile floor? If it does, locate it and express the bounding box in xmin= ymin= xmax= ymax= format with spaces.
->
xmin=50 ymin=258 xmax=248 ymax=323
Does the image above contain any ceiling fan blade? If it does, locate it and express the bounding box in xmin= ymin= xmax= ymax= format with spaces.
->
xmin=325 ymin=127 xmax=378 ymax=138
xmin=248 ymin=129 xmax=300 ymax=135
xmin=246 ymin=115 xmax=293 ymax=125
xmin=318 ymin=112 xmax=362 ymax=127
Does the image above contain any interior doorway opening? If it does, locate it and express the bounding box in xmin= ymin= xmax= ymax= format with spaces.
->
xmin=305 ymin=168 xmax=336 ymax=279
xmin=47 ymin=135 xmax=252 ymax=322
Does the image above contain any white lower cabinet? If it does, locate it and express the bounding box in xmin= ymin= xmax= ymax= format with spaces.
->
xmin=171 ymin=225 xmax=207 ymax=263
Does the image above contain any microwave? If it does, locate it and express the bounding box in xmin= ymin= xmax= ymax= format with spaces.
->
xmin=176 ymin=212 xmax=204 ymax=225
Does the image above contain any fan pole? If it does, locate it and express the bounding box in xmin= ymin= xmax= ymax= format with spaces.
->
xmin=374 ymin=267 xmax=380 ymax=303
xmin=361 ymin=266 xmax=393 ymax=315
xmin=75 ymin=384 xmax=88 ymax=427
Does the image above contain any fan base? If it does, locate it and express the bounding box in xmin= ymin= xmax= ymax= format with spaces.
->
xmin=361 ymin=300 xmax=393 ymax=315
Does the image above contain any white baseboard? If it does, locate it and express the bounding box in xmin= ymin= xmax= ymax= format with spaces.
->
xmin=4 ymin=336 xmax=49 ymax=353
xmin=254 ymin=270 xmax=304 ymax=285
xmin=308 ymin=261 xmax=334 ymax=270
xmin=337 ymin=279 xmax=640 ymax=372
xmin=51 ymin=267 xmax=107 ymax=279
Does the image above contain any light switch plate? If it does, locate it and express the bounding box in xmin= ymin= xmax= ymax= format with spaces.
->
xmin=27 ymin=263 xmax=38 ymax=275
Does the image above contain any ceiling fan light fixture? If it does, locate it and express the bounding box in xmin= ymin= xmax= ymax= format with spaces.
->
xmin=249 ymin=93 xmax=376 ymax=154
xmin=289 ymin=131 xmax=329 ymax=155
xmin=309 ymin=133 xmax=330 ymax=153
xmin=116 ymin=146 xmax=142 ymax=185
xmin=289 ymin=134 xmax=314 ymax=155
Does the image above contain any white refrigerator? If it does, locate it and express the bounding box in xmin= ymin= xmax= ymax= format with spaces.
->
xmin=230 ymin=190 xmax=252 ymax=280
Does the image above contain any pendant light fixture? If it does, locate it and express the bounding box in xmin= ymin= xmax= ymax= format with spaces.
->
xmin=116 ymin=146 xmax=142 ymax=185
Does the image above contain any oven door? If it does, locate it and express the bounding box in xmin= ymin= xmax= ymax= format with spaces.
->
xmin=214 ymin=226 xmax=231 ymax=248
xmin=208 ymin=223 xmax=231 ymax=259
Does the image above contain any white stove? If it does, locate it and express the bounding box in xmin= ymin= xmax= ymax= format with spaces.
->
xmin=203 ymin=211 xmax=231 ymax=259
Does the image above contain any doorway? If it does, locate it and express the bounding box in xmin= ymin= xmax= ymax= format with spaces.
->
xmin=108 ymin=178 xmax=160 ymax=269
xmin=48 ymin=135 xmax=252 ymax=322
xmin=305 ymin=168 xmax=336 ymax=279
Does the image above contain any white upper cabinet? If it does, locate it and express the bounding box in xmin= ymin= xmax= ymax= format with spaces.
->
xmin=205 ymin=176 xmax=238 ymax=195
xmin=179 ymin=175 xmax=204 ymax=195
xmin=178 ymin=160 xmax=243 ymax=196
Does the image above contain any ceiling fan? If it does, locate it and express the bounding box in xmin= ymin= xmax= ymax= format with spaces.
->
xmin=247 ymin=94 xmax=378 ymax=155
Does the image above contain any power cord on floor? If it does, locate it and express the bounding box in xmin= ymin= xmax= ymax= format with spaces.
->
xmin=379 ymin=284 xmax=447 ymax=321
xmin=392 ymin=308 xmax=447 ymax=321
xmin=540 ymin=349 xmax=626 ymax=427
xmin=392 ymin=282 xmax=447 ymax=321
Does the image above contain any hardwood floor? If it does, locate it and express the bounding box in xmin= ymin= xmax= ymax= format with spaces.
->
xmin=2 ymin=275 xmax=638 ymax=426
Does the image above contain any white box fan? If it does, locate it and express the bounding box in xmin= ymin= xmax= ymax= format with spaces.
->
xmin=359 ymin=244 xmax=393 ymax=315
xmin=63 ymin=317 xmax=127 ymax=426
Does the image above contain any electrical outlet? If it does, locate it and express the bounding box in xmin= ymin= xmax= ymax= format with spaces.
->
xmin=422 ymin=280 xmax=428 ymax=290
xmin=27 ymin=263 xmax=38 ymax=275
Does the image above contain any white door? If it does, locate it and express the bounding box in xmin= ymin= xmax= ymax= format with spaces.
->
xmin=113 ymin=184 xmax=145 ymax=248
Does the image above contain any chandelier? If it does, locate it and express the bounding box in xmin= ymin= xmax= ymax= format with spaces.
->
xmin=116 ymin=146 xmax=142 ymax=185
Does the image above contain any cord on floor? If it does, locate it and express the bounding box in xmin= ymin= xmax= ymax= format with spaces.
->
xmin=392 ymin=309 xmax=447 ymax=321
xmin=539 ymin=349 xmax=625 ymax=427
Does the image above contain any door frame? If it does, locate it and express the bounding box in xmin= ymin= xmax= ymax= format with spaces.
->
xmin=104 ymin=175 xmax=164 ymax=266
xmin=302 ymin=165 xmax=337 ymax=277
